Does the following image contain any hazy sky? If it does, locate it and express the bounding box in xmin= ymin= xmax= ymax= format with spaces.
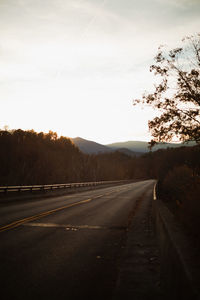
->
xmin=1 ymin=0 xmax=200 ymax=144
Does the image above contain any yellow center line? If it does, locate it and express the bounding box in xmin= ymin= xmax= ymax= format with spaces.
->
xmin=93 ymin=194 xmax=104 ymax=199
xmin=0 ymin=187 xmax=128 ymax=233
xmin=0 ymin=198 xmax=92 ymax=233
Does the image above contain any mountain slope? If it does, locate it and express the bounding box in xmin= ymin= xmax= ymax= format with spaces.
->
xmin=72 ymin=137 xmax=111 ymax=154
xmin=115 ymin=148 xmax=142 ymax=157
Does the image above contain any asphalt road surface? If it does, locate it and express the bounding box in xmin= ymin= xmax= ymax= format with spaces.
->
xmin=0 ymin=179 xmax=157 ymax=300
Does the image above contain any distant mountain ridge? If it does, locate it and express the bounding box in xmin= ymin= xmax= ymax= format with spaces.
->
xmin=107 ymin=140 xmax=181 ymax=153
xmin=107 ymin=140 xmax=196 ymax=152
xmin=71 ymin=137 xmax=140 ymax=156
xmin=72 ymin=137 xmax=196 ymax=156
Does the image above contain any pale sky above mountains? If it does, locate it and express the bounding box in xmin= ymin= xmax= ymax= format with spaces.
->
xmin=0 ymin=0 xmax=200 ymax=143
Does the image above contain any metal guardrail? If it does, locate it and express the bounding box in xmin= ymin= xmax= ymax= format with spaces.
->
xmin=0 ymin=180 xmax=126 ymax=193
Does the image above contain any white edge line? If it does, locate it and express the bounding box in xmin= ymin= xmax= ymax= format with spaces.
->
xmin=153 ymin=182 xmax=157 ymax=201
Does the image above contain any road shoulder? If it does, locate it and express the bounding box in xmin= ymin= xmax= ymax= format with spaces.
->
xmin=113 ymin=187 xmax=162 ymax=299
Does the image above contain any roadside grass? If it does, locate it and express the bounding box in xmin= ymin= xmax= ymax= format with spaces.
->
xmin=158 ymin=165 xmax=200 ymax=246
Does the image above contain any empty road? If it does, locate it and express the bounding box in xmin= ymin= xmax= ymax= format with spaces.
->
xmin=0 ymin=179 xmax=159 ymax=300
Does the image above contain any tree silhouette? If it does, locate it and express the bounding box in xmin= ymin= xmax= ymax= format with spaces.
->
xmin=0 ymin=129 xmax=136 ymax=185
xmin=134 ymin=33 xmax=200 ymax=147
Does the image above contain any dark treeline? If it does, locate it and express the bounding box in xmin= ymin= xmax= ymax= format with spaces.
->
xmin=0 ymin=129 xmax=136 ymax=185
xmin=136 ymin=144 xmax=200 ymax=240
xmin=1 ymin=129 xmax=199 ymax=188
xmin=1 ymin=129 xmax=199 ymax=185
xmin=1 ymin=128 xmax=200 ymax=237
xmin=1 ymin=128 xmax=200 ymax=238
xmin=133 ymin=144 xmax=200 ymax=183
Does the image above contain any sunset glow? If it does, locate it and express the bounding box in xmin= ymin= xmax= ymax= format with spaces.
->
xmin=1 ymin=0 xmax=200 ymax=143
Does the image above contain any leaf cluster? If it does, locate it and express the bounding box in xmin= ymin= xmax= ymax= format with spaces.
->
xmin=133 ymin=33 xmax=200 ymax=146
